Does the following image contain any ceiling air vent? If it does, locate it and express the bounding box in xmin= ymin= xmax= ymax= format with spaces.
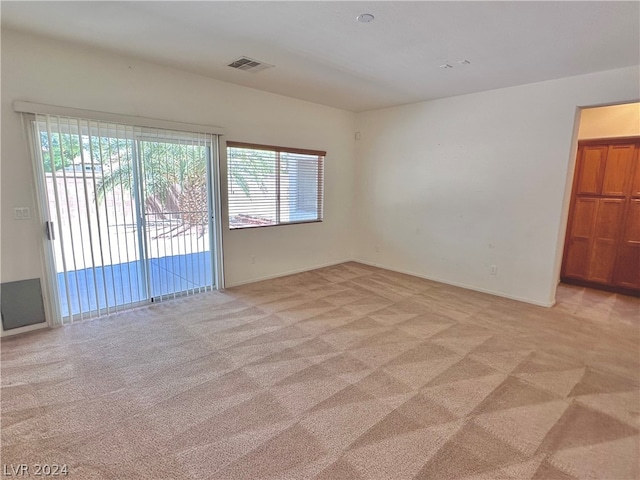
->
xmin=227 ymin=56 xmax=273 ymax=73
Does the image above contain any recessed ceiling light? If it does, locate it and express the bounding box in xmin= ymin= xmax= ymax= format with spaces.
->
xmin=458 ymin=59 xmax=471 ymax=65
xmin=357 ymin=13 xmax=375 ymax=23
xmin=439 ymin=63 xmax=453 ymax=69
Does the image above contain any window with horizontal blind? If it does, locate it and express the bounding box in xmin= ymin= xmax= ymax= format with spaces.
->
xmin=227 ymin=142 xmax=325 ymax=229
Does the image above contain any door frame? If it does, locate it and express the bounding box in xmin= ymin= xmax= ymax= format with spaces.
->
xmin=552 ymin=101 xmax=640 ymax=302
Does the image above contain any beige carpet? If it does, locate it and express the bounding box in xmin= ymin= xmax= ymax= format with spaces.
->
xmin=1 ymin=262 xmax=639 ymax=480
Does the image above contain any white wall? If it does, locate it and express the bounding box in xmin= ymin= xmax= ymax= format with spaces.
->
xmin=354 ymin=66 xmax=640 ymax=306
xmin=3 ymin=29 xmax=639 ymax=325
xmin=578 ymin=102 xmax=640 ymax=139
xmin=1 ymin=29 xmax=356 ymax=295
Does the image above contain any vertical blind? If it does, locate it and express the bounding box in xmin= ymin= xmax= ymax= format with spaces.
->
xmin=227 ymin=142 xmax=325 ymax=229
xmin=32 ymin=114 xmax=218 ymax=324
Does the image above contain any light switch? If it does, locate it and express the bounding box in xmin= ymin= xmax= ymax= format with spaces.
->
xmin=14 ymin=207 xmax=31 ymax=220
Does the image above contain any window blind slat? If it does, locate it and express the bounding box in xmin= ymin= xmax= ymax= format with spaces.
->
xmin=227 ymin=143 xmax=324 ymax=229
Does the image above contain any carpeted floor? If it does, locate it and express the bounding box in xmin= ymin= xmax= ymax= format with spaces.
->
xmin=1 ymin=262 xmax=639 ymax=479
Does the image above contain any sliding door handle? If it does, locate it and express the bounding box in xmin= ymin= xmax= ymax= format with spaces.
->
xmin=45 ymin=221 xmax=55 ymax=241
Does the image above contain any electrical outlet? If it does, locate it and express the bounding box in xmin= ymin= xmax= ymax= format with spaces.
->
xmin=14 ymin=207 xmax=31 ymax=220
xmin=490 ymin=265 xmax=498 ymax=275
xmin=375 ymin=245 xmax=380 ymax=253
xmin=251 ymin=255 xmax=256 ymax=264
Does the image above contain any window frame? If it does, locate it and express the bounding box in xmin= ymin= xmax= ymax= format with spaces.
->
xmin=226 ymin=141 xmax=325 ymax=230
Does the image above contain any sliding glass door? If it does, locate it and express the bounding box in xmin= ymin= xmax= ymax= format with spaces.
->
xmin=32 ymin=115 xmax=220 ymax=324
xmin=138 ymin=136 xmax=215 ymax=300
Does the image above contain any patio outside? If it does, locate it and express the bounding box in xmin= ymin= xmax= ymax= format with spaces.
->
xmin=39 ymin=127 xmax=216 ymax=319
xmin=47 ymin=172 xmax=212 ymax=317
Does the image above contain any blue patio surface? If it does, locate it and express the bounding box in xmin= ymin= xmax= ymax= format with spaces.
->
xmin=57 ymin=251 xmax=212 ymax=318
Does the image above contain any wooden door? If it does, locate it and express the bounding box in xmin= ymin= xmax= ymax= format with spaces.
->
xmin=587 ymin=198 xmax=624 ymax=283
xmin=562 ymin=138 xmax=640 ymax=293
xmin=564 ymin=197 xmax=598 ymax=279
xmin=613 ymin=199 xmax=640 ymax=289
xmin=630 ymin=147 xmax=640 ymax=197
xmin=602 ymin=144 xmax=636 ymax=196
xmin=575 ymin=146 xmax=607 ymax=195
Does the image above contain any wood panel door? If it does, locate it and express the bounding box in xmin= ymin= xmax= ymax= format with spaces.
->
xmin=562 ymin=138 xmax=640 ymax=293
xmin=614 ymin=199 xmax=640 ymax=289
xmin=575 ymin=146 xmax=607 ymax=195
xmin=630 ymin=147 xmax=640 ymax=198
xmin=602 ymin=144 xmax=636 ymax=196
xmin=564 ymin=197 xmax=598 ymax=279
xmin=587 ymin=198 xmax=624 ymax=284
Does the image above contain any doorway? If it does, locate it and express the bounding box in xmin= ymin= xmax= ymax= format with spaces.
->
xmin=31 ymin=114 xmax=222 ymax=324
xmin=560 ymin=102 xmax=640 ymax=295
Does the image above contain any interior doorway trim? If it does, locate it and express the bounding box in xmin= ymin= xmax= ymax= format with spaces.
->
xmin=552 ymin=100 xmax=640 ymax=301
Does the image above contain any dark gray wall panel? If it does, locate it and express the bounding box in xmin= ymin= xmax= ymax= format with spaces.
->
xmin=1 ymin=279 xmax=46 ymax=330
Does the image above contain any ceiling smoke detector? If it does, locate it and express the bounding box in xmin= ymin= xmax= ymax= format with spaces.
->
xmin=227 ymin=56 xmax=273 ymax=73
xmin=356 ymin=13 xmax=375 ymax=23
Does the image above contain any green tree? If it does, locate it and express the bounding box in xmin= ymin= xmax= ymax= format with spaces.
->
xmin=40 ymin=131 xmax=80 ymax=172
xmin=97 ymin=144 xmax=274 ymax=206
xmin=227 ymin=148 xmax=274 ymax=196
xmin=39 ymin=128 xmax=277 ymax=235
xmin=95 ymin=140 xmax=208 ymax=233
xmin=92 ymin=139 xmax=274 ymax=235
xmin=40 ymin=132 xmax=122 ymax=173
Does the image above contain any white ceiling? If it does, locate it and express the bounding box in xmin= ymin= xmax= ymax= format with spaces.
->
xmin=2 ymin=1 xmax=639 ymax=112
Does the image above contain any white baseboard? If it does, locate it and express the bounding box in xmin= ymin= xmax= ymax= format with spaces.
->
xmin=224 ymin=259 xmax=353 ymax=288
xmin=224 ymin=257 xmax=556 ymax=308
xmin=352 ymin=258 xmax=556 ymax=308
xmin=2 ymin=260 xmax=555 ymax=336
